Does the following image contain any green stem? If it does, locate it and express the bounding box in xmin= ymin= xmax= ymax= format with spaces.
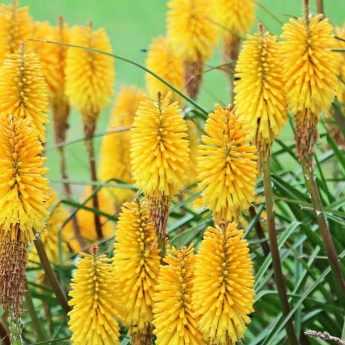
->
xmin=8 ymin=312 xmax=23 ymax=345
xmin=263 ymin=158 xmax=299 ymax=345
xmin=302 ymin=161 xmax=345 ymax=296
xmin=34 ymin=238 xmax=70 ymax=314
xmin=25 ymin=288 xmax=46 ymax=342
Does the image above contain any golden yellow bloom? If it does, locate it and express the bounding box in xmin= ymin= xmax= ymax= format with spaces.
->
xmin=197 ymin=106 xmax=257 ymax=221
xmin=336 ymin=26 xmax=345 ymax=104
xmin=215 ymin=0 xmax=255 ymax=36
xmin=0 ymin=48 xmax=49 ymax=141
xmin=281 ymin=15 xmax=338 ymax=115
xmin=0 ymin=115 xmax=49 ymax=242
xmin=99 ymin=86 xmax=145 ymax=208
xmin=186 ymin=120 xmax=200 ymax=185
xmin=66 ymin=24 xmax=114 ymax=128
xmin=0 ymin=2 xmax=33 ymax=63
xmin=113 ymin=201 xmax=160 ymax=332
xmin=281 ymin=15 xmax=339 ymax=159
xmin=146 ymin=36 xmax=185 ymax=103
xmin=69 ymin=254 xmax=125 ymax=345
xmin=131 ymin=95 xmax=190 ymax=198
xmin=28 ymin=190 xmax=69 ymax=265
xmin=193 ymin=223 xmax=255 ymax=344
xmin=153 ymin=247 xmax=204 ymax=345
xmin=235 ymin=31 xmax=287 ymax=148
xmin=167 ymin=0 xmax=217 ymax=61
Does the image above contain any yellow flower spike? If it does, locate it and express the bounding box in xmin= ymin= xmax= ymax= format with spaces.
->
xmin=0 ymin=115 xmax=49 ymax=241
xmin=69 ymin=254 xmax=125 ymax=345
xmin=153 ymin=247 xmax=204 ymax=345
xmin=99 ymin=86 xmax=145 ymax=208
xmin=186 ymin=119 xmax=200 ymax=186
xmin=235 ymin=29 xmax=288 ymax=153
xmin=167 ymin=0 xmax=217 ymax=99
xmin=131 ymin=95 xmax=190 ymax=238
xmin=335 ymin=26 xmax=345 ymax=105
xmin=197 ymin=106 xmax=257 ymax=222
xmin=0 ymin=1 xmax=33 ymax=63
xmin=193 ymin=223 xmax=255 ymax=345
xmin=0 ymin=47 xmax=49 ymax=141
xmin=66 ymin=24 xmax=114 ymax=133
xmin=215 ymin=0 xmax=255 ymax=37
xmin=131 ymin=95 xmax=190 ymax=198
xmin=281 ymin=14 xmax=339 ymax=159
xmin=113 ymin=201 xmax=160 ymax=333
xmin=146 ymin=36 xmax=185 ymax=104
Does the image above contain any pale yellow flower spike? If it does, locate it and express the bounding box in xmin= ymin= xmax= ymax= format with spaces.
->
xmin=235 ymin=30 xmax=288 ymax=151
xmin=0 ymin=1 xmax=33 ymax=63
xmin=197 ymin=106 xmax=257 ymax=222
xmin=99 ymin=86 xmax=145 ymax=208
xmin=215 ymin=0 xmax=255 ymax=36
xmin=153 ymin=247 xmax=205 ymax=345
xmin=0 ymin=47 xmax=49 ymax=141
xmin=281 ymin=14 xmax=339 ymax=159
xmin=146 ymin=36 xmax=185 ymax=104
xmin=65 ymin=24 xmax=114 ymax=129
xmin=193 ymin=223 xmax=255 ymax=345
xmin=167 ymin=0 xmax=217 ymax=99
xmin=113 ymin=201 xmax=160 ymax=334
xmin=69 ymin=254 xmax=125 ymax=345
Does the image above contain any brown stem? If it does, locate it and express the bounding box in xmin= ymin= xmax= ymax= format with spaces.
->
xmin=132 ymin=326 xmax=152 ymax=345
xmin=184 ymin=53 xmax=203 ymax=100
xmin=34 ymin=238 xmax=70 ymax=314
xmin=305 ymin=330 xmax=345 ymax=345
xmin=0 ymin=319 xmax=10 ymax=345
xmin=302 ymin=161 xmax=345 ymax=295
xmin=249 ymin=206 xmax=270 ymax=256
xmin=263 ymin=158 xmax=299 ymax=345
xmin=316 ymin=0 xmax=324 ymax=14
xmin=57 ymin=146 xmax=85 ymax=250
xmin=84 ymin=126 xmax=103 ymax=240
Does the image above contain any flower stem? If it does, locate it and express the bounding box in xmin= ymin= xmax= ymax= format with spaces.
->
xmin=0 ymin=318 xmax=10 ymax=345
xmin=262 ymin=158 xmax=299 ymax=345
xmin=25 ymin=287 xmax=46 ymax=342
xmin=34 ymin=237 xmax=70 ymax=314
xmin=85 ymin=125 xmax=103 ymax=240
xmin=8 ymin=312 xmax=23 ymax=345
xmin=302 ymin=160 xmax=345 ymax=295
xmin=316 ymin=0 xmax=324 ymax=14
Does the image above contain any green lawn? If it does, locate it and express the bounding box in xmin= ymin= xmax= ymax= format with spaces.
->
xmin=10 ymin=0 xmax=345 ymax=189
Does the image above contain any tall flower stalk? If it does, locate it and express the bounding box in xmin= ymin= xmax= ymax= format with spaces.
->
xmin=66 ymin=22 xmax=114 ymax=240
xmin=281 ymin=0 xmax=345 ymax=295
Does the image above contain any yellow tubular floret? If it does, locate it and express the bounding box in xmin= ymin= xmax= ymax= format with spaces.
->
xmin=193 ymin=223 xmax=255 ymax=345
xmin=146 ymin=36 xmax=185 ymax=104
xmin=197 ymin=106 xmax=257 ymax=222
xmin=235 ymin=31 xmax=287 ymax=147
xmin=131 ymin=95 xmax=190 ymax=198
xmin=69 ymin=254 xmax=125 ymax=345
xmin=66 ymin=25 xmax=114 ymax=124
xmin=113 ymin=201 xmax=160 ymax=333
xmin=153 ymin=247 xmax=204 ymax=345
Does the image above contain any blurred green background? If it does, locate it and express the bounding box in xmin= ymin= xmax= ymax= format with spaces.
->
xmin=6 ymin=0 xmax=345 ymax=194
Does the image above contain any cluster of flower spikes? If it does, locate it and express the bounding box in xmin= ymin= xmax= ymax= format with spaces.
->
xmin=130 ymin=94 xmax=190 ymax=239
xmin=0 ymin=115 xmax=49 ymax=315
xmin=113 ymin=200 xmax=160 ymax=339
xmin=68 ymin=252 xmax=125 ymax=345
xmin=0 ymin=44 xmax=49 ymax=141
xmin=99 ymin=86 xmax=145 ymax=209
xmin=146 ymin=36 xmax=185 ymax=104
xmin=197 ymin=105 xmax=258 ymax=222
xmin=193 ymin=223 xmax=255 ymax=344
xmin=235 ymin=26 xmax=287 ymax=159
xmin=153 ymin=246 xmax=204 ymax=345
xmin=0 ymin=1 xmax=33 ymax=64
xmin=65 ymin=23 xmax=114 ymax=135
xmin=281 ymin=12 xmax=339 ymax=161
xmin=166 ymin=0 xmax=217 ymax=99
xmin=33 ymin=18 xmax=71 ymax=144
